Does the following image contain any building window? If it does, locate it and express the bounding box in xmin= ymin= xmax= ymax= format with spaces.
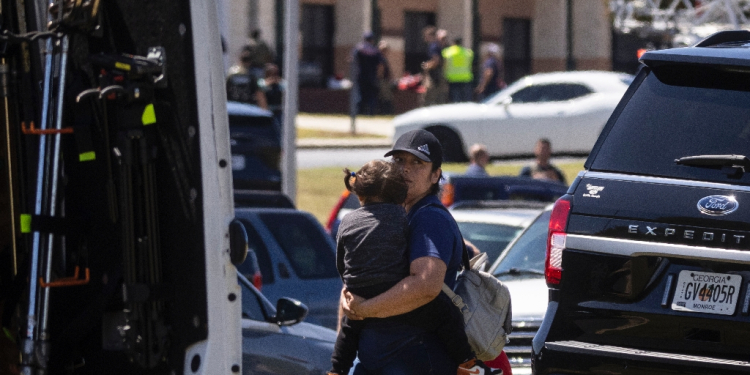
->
xmin=403 ymin=11 xmax=436 ymax=75
xmin=502 ymin=18 xmax=531 ymax=85
xmin=301 ymin=4 xmax=334 ymax=87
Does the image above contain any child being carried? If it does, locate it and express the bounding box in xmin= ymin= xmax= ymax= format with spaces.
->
xmin=329 ymin=160 xmax=481 ymax=375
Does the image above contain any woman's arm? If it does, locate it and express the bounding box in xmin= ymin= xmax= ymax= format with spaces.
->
xmin=475 ymin=66 xmax=493 ymax=93
xmin=254 ymin=90 xmax=268 ymax=109
xmin=344 ymin=256 xmax=446 ymax=319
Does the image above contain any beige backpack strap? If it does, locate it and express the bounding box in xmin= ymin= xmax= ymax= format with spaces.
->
xmin=442 ymin=283 xmax=466 ymax=310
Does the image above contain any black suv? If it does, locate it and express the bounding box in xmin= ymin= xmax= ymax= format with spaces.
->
xmin=227 ymin=101 xmax=281 ymax=190
xmin=533 ymin=31 xmax=750 ymax=374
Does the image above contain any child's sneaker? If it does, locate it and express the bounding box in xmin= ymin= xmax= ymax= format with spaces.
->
xmin=457 ymin=358 xmax=486 ymax=375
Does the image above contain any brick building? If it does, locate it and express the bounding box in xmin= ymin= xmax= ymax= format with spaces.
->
xmin=223 ymin=0 xmax=612 ymax=112
xmin=227 ymin=0 xmax=611 ymax=81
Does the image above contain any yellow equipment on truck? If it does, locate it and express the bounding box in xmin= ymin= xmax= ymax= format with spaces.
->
xmin=0 ymin=1 xmax=243 ymax=373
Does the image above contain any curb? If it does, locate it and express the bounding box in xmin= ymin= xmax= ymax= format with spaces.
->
xmin=296 ymin=138 xmax=392 ymax=149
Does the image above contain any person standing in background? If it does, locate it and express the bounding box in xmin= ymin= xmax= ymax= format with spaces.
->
xmin=442 ymin=38 xmax=474 ymax=103
xmin=421 ymin=27 xmax=448 ymax=106
xmin=258 ymin=63 xmax=285 ymax=130
xmin=246 ymin=29 xmax=275 ymax=79
xmin=226 ymin=47 xmax=268 ymax=109
xmin=353 ymin=32 xmax=386 ymax=116
xmin=519 ymin=138 xmax=567 ymax=185
xmin=377 ymin=40 xmax=394 ymax=114
xmin=475 ymin=44 xmax=506 ymax=101
xmin=465 ymin=144 xmax=489 ymax=176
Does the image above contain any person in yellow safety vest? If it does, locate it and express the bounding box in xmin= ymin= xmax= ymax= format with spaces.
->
xmin=442 ymin=38 xmax=474 ymax=103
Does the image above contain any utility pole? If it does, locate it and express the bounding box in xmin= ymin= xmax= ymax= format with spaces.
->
xmin=372 ymin=0 xmax=381 ymax=42
xmin=275 ymin=0 xmax=284 ymax=68
xmin=566 ymin=0 xmax=575 ymax=71
xmin=471 ymin=0 xmax=480 ymax=86
xmin=282 ymin=0 xmax=299 ymax=203
xmin=349 ymin=67 xmax=357 ymax=135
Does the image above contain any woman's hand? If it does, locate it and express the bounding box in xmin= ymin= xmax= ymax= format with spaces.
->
xmin=341 ymin=289 xmax=365 ymax=320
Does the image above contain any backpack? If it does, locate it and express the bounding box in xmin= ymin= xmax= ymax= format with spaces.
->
xmin=442 ymin=251 xmax=512 ymax=361
xmin=414 ymin=203 xmax=513 ymax=361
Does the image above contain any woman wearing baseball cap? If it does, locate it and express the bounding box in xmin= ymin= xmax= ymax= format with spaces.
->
xmin=341 ymin=130 xmax=487 ymax=375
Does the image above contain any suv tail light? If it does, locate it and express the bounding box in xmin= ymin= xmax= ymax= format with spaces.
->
xmin=546 ymin=197 xmax=571 ymax=286
xmin=441 ymin=182 xmax=455 ymax=207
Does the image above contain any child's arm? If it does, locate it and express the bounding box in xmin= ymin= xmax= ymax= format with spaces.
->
xmin=337 ymin=288 xmax=346 ymax=333
xmin=329 ymin=310 xmax=363 ymax=375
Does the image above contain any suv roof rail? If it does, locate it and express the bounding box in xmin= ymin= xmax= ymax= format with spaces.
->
xmin=694 ymin=30 xmax=750 ymax=47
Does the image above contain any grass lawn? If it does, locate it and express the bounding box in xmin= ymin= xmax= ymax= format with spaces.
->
xmin=297 ymin=160 xmax=585 ymax=224
xmin=297 ymin=128 xmax=387 ymax=139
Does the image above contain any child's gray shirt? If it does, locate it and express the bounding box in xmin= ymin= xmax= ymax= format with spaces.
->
xmin=336 ymin=202 xmax=410 ymax=289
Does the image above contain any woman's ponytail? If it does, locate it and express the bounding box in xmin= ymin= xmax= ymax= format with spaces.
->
xmin=343 ymin=168 xmax=356 ymax=192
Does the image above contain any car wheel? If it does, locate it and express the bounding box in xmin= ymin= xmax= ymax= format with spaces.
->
xmin=425 ymin=126 xmax=467 ymax=163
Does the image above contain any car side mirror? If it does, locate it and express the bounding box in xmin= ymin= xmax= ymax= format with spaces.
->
xmin=275 ymin=297 xmax=308 ymax=326
xmin=499 ymin=96 xmax=512 ymax=108
xmin=229 ymin=219 xmax=248 ymax=266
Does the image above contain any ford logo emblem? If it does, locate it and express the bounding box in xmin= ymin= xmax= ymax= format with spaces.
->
xmin=697 ymin=195 xmax=739 ymax=216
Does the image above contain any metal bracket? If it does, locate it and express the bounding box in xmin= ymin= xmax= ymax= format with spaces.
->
xmin=39 ymin=266 xmax=90 ymax=288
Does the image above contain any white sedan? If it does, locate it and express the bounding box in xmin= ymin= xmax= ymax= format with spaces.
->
xmin=393 ymin=71 xmax=633 ymax=161
xmin=450 ymin=202 xmax=545 ymax=266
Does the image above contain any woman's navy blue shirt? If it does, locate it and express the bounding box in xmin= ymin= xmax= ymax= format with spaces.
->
xmin=356 ymin=194 xmax=463 ymax=369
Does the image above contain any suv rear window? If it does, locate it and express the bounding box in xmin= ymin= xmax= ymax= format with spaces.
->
xmin=590 ymin=65 xmax=750 ymax=185
xmin=259 ymin=212 xmax=339 ymax=279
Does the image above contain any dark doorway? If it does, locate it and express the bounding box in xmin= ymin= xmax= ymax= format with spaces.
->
xmin=300 ymin=4 xmax=334 ymax=87
xmin=502 ymin=18 xmax=531 ymax=85
xmin=403 ymin=11 xmax=436 ymax=75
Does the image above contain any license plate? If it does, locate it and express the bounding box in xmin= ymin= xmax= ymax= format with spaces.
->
xmin=671 ymin=270 xmax=741 ymax=315
xmin=231 ymin=155 xmax=245 ymax=170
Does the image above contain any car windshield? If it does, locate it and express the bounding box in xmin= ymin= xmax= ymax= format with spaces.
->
xmin=258 ymin=212 xmax=339 ymax=279
xmin=456 ymin=221 xmax=524 ymax=263
xmin=492 ymin=210 xmax=551 ymax=280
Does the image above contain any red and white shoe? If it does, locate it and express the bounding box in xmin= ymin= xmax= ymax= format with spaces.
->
xmin=458 ymin=358 xmax=505 ymax=375
xmin=458 ymin=358 xmax=485 ymax=375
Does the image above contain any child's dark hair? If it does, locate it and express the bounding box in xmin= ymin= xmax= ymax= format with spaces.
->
xmin=344 ymin=160 xmax=408 ymax=204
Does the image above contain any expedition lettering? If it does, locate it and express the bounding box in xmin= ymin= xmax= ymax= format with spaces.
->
xmin=627 ymin=225 xmax=745 ymax=245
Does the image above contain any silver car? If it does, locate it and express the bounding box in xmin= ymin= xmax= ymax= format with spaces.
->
xmin=235 ymin=207 xmax=343 ymax=330
xmin=487 ymin=206 xmax=552 ymax=374
xmin=450 ymin=201 xmax=546 ymax=267
xmin=238 ymin=272 xmax=336 ymax=374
